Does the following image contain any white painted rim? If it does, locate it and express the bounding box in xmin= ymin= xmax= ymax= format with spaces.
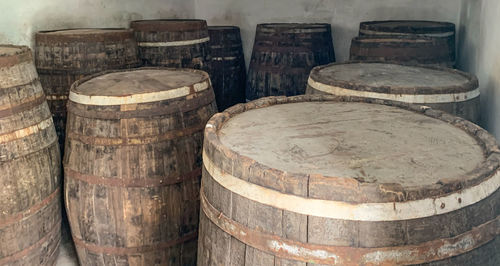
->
xmin=308 ymin=77 xmax=480 ymax=104
xmin=0 ymin=117 xmax=53 ymax=143
xmin=203 ymin=151 xmax=499 ymax=221
xmin=69 ymin=80 xmax=209 ymax=105
xmin=360 ymin=29 xmax=454 ymax=38
xmin=138 ymin=37 xmax=210 ymax=47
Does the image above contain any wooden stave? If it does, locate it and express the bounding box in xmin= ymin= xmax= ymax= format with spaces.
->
xmin=197 ymin=95 xmax=499 ymax=265
xmin=0 ymin=45 xmax=62 ymax=266
xmin=64 ymin=68 xmax=217 ymax=265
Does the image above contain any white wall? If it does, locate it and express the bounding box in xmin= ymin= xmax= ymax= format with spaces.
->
xmin=458 ymin=0 xmax=500 ymax=140
xmin=0 ymin=0 xmax=195 ymax=47
xmin=194 ymin=0 xmax=461 ymax=64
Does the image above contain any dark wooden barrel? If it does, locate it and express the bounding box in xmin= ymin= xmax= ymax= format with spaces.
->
xmin=64 ymin=68 xmax=217 ymax=265
xmin=35 ymin=28 xmax=140 ymax=153
xmin=246 ymin=23 xmax=335 ymax=101
xmin=358 ymin=20 xmax=456 ymax=65
xmin=198 ymin=95 xmax=499 ymax=265
xmin=0 ymin=45 xmax=61 ymax=265
xmin=208 ymin=26 xmax=246 ymax=111
xmin=350 ymin=35 xmax=454 ymax=66
xmin=131 ymin=19 xmax=211 ymax=72
xmin=306 ymin=62 xmax=480 ymax=123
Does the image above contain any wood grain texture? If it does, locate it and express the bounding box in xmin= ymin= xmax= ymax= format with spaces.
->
xmin=197 ymin=95 xmax=499 ymax=265
xmin=0 ymin=45 xmax=62 ymax=266
xmin=246 ymin=23 xmax=335 ymax=101
xmin=64 ymin=68 xmax=217 ymax=266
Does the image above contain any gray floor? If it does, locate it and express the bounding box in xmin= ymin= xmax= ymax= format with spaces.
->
xmin=56 ymin=225 xmax=79 ymax=266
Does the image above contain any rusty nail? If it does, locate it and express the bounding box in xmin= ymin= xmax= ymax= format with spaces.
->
xmin=440 ymin=203 xmax=445 ymax=209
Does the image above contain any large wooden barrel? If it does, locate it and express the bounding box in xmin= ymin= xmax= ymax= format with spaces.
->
xmin=64 ymin=68 xmax=217 ymax=265
xmin=306 ymin=62 xmax=480 ymax=123
xmin=350 ymin=35 xmax=454 ymax=66
xmin=358 ymin=20 xmax=456 ymax=65
xmin=0 ymin=46 xmax=61 ymax=265
xmin=246 ymin=23 xmax=335 ymax=101
xmin=35 ymin=28 xmax=140 ymax=153
xmin=131 ymin=19 xmax=212 ymax=72
xmin=208 ymin=26 xmax=246 ymax=111
xmin=198 ymin=95 xmax=499 ymax=265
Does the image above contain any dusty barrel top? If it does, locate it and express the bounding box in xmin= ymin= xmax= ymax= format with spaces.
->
xmin=35 ymin=28 xmax=134 ymax=42
xmin=69 ymin=68 xmax=210 ymax=105
xmin=0 ymin=45 xmax=32 ymax=66
xmin=359 ymin=20 xmax=455 ymax=36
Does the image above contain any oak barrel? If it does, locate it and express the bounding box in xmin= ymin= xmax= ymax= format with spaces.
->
xmin=358 ymin=20 xmax=456 ymax=66
xmin=35 ymin=28 xmax=140 ymax=153
xmin=246 ymin=23 xmax=335 ymax=101
xmin=64 ymin=68 xmax=217 ymax=265
xmin=131 ymin=19 xmax=212 ymax=72
xmin=198 ymin=95 xmax=499 ymax=265
xmin=306 ymin=62 xmax=480 ymax=123
xmin=0 ymin=46 xmax=61 ymax=265
xmin=208 ymin=26 xmax=246 ymax=111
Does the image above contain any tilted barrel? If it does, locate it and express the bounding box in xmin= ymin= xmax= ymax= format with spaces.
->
xmin=246 ymin=23 xmax=335 ymax=101
xmin=208 ymin=26 xmax=246 ymax=111
xmin=131 ymin=19 xmax=211 ymax=73
xmin=35 ymin=28 xmax=140 ymax=153
xmin=198 ymin=95 xmax=499 ymax=265
xmin=64 ymin=68 xmax=217 ymax=265
xmin=306 ymin=62 xmax=480 ymax=123
xmin=0 ymin=46 xmax=61 ymax=265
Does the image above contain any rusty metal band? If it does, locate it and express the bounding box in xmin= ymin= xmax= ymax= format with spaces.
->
xmin=67 ymin=89 xmax=215 ymax=120
xmin=0 ymin=188 xmax=60 ymax=227
xmin=36 ymin=61 xmax=141 ymax=75
xmin=65 ymin=167 xmax=201 ymax=188
xmin=0 ymin=217 xmax=61 ymax=265
xmin=68 ymin=123 xmax=205 ymax=146
xmin=201 ymin=191 xmax=499 ymax=265
xmin=249 ymin=64 xmax=310 ymax=74
xmin=0 ymin=93 xmax=46 ymax=118
xmin=73 ymin=231 xmax=198 ymax=255
xmin=0 ymin=116 xmax=54 ymax=144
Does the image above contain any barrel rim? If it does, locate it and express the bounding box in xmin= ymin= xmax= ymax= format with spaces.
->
xmin=309 ymin=61 xmax=478 ymax=95
xmin=257 ymin=23 xmax=331 ymax=28
xmin=130 ymin=19 xmax=208 ymax=32
xmin=0 ymin=45 xmax=32 ymax=68
xmin=35 ymin=28 xmax=135 ymax=43
xmin=204 ymin=95 xmax=500 ymax=203
xmin=359 ymin=20 xmax=456 ymax=34
xmin=352 ymin=34 xmax=449 ymax=43
xmin=208 ymin=25 xmax=240 ymax=31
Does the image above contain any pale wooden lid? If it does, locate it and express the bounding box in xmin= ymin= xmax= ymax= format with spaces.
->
xmin=41 ymin=28 xmax=127 ymax=35
xmin=219 ymin=101 xmax=483 ymax=187
xmin=0 ymin=46 xmax=23 ymax=56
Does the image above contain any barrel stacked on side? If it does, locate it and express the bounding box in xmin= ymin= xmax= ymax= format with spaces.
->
xmin=246 ymin=23 xmax=335 ymax=101
xmin=0 ymin=46 xmax=62 ymax=265
xmin=35 ymin=28 xmax=140 ymax=152
xmin=64 ymin=68 xmax=217 ymax=265
xmin=208 ymin=26 xmax=246 ymax=111
xmin=350 ymin=20 xmax=456 ymax=67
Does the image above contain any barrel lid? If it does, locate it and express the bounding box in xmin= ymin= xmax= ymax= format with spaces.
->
xmin=257 ymin=23 xmax=331 ymax=33
xmin=208 ymin=26 xmax=240 ymax=31
xmin=36 ymin=28 xmax=134 ymax=43
xmin=69 ymin=68 xmax=210 ymax=105
xmin=0 ymin=45 xmax=32 ymax=67
xmin=131 ymin=19 xmax=208 ymax=32
xmin=360 ymin=20 xmax=455 ymax=35
xmin=309 ymin=62 xmax=478 ymax=95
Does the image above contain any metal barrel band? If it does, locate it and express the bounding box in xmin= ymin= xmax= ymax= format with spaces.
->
xmin=65 ymin=167 xmax=201 ymax=188
xmin=138 ymin=37 xmax=210 ymax=47
xmin=0 ymin=217 xmax=61 ymax=265
xmin=201 ymin=190 xmax=499 ymax=265
xmin=0 ymin=188 xmax=60 ymax=227
xmin=72 ymin=231 xmax=198 ymax=255
xmin=68 ymin=123 xmax=205 ymax=146
xmin=248 ymin=64 xmax=310 ymax=74
xmin=0 ymin=93 xmax=46 ymax=118
xmin=0 ymin=116 xmax=54 ymax=144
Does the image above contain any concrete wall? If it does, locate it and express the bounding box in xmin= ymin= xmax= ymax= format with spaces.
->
xmin=194 ymin=0 xmax=461 ymax=64
xmin=458 ymin=0 xmax=500 ymax=140
xmin=0 ymin=0 xmax=195 ymax=47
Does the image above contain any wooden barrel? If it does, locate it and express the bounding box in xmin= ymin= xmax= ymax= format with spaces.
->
xmin=0 ymin=46 xmax=61 ymax=265
xmin=131 ymin=19 xmax=212 ymax=72
xmin=64 ymin=68 xmax=217 ymax=265
xmin=350 ymin=35 xmax=454 ymax=67
xmin=306 ymin=62 xmax=480 ymax=123
xmin=208 ymin=26 xmax=246 ymax=111
xmin=359 ymin=20 xmax=456 ymax=65
xmin=35 ymin=28 xmax=140 ymax=153
xmin=198 ymin=95 xmax=499 ymax=265
xmin=246 ymin=23 xmax=335 ymax=101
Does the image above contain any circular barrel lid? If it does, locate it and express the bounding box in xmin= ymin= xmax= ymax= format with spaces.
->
xmin=130 ymin=19 xmax=208 ymax=32
xmin=69 ymin=68 xmax=210 ymax=106
xmin=36 ymin=28 xmax=134 ymax=43
xmin=360 ymin=20 xmax=455 ymax=36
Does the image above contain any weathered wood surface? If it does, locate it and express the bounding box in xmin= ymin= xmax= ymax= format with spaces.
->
xmin=35 ymin=28 xmax=139 ymax=154
xmin=0 ymin=45 xmax=62 ymax=266
xmin=306 ymin=62 xmax=480 ymax=123
xmin=208 ymin=26 xmax=246 ymax=111
xmin=197 ymin=95 xmax=499 ymax=265
xmin=359 ymin=20 xmax=456 ymax=65
xmin=131 ymin=19 xmax=212 ymax=73
xmin=246 ymin=23 xmax=335 ymax=101
xmin=64 ymin=68 xmax=217 ymax=265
